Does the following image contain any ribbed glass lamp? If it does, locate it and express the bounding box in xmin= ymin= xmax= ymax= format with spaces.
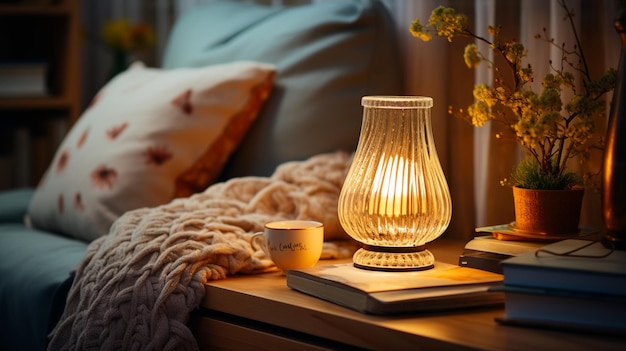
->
xmin=338 ymin=96 xmax=452 ymax=271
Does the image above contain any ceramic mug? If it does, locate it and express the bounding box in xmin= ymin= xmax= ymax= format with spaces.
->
xmin=252 ymin=220 xmax=324 ymax=271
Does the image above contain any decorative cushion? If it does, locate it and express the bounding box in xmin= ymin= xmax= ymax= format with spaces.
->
xmin=27 ymin=61 xmax=275 ymax=241
xmin=162 ymin=0 xmax=403 ymax=179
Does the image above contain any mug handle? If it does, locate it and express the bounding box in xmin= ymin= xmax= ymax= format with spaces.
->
xmin=251 ymin=232 xmax=270 ymax=256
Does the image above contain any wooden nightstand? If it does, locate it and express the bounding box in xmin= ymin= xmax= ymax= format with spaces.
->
xmin=191 ymin=238 xmax=624 ymax=350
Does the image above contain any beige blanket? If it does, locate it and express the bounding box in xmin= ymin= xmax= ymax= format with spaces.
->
xmin=48 ymin=151 xmax=355 ymax=350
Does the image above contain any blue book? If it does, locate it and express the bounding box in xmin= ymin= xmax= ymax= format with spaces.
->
xmin=492 ymin=285 xmax=626 ymax=334
xmin=500 ymin=239 xmax=626 ymax=295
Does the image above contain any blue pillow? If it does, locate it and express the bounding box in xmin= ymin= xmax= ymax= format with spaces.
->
xmin=163 ymin=0 xmax=403 ymax=178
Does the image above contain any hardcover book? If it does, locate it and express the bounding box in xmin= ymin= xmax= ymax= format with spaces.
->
xmin=459 ymin=250 xmax=510 ymax=274
xmin=286 ymin=262 xmax=504 ymax=315
xmin=0 ymin=62 xmax=48 ymax=97
xmin=500 ymin=239 xmax=626 ymax=295
xmin=493 ymin=285 xmax=626 ymax=334
xmin=459 ymin=235 xmax=547 ymax=273
xmin=465 ymin=235 xmax=546 ymax=256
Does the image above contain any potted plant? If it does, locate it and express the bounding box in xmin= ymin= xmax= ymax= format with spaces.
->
xmin=410 ymin=0 xmax=616 ymax=235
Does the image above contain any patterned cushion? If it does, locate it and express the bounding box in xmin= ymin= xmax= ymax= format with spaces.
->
xmin=27 ymin=61 xmax=275 ymax=241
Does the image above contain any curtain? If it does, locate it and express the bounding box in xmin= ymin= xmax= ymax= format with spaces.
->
xmin=79 ymin=0 xmax=621 ymax=239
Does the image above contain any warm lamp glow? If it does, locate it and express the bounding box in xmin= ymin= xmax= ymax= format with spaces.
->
xmin=338 ymin=96 xmax=452 ymax=271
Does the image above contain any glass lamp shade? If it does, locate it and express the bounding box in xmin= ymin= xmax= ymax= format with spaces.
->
xmin=338 ymin=96 xmax=452 ymax=271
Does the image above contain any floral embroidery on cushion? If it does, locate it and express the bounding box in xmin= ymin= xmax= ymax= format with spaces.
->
xmin=77 ymin=129 xmax=89 ymax=148
xmin=56 ymin=150 xmax=70 ymax=174
xmin=91 ymin=165 xmax=118 ymax=190
xmin=27 ymin=62 xmax=276 ymax=242
xmin=58 ymin=194 xmax=64 ymax=214
xmin=171 ymin=89 xmax=193 ymax=115
xmin=74 ymin=192 xmax=84 ymax=212
xmin=107 ymin=122 xmax=128 ymax=140
xmin=146 ymin=145 xmax=173 ymax=166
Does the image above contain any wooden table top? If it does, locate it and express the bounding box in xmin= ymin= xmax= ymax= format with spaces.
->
xmin=200 ymin=237 xmax=625 ymax=350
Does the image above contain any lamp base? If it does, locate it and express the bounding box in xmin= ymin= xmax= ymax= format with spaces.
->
xmin=352 ymin=246 xmax=435 ymax=272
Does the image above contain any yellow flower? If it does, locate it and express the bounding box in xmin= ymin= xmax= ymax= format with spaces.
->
xmin=464 ymin=44 xmax=481 ymax=69
xmin=102 ymin=18 xmax=155 ymax=52
xmin=473 ymin=84 xmax=497 ymax=107
xmin=410 ymin=20 xmax=432 ymax=42
xmin=410 ymin=6 xmax=468 ymax=43
xmin=519 ymin=67 xmax=533 ymax=84
xmin=504 ymin=42 xmax=525 ymax=64
xmin=430 ymin=6 xmax=468 ymax=42
xmin=468 ymin=100 xmax=491 ymax=127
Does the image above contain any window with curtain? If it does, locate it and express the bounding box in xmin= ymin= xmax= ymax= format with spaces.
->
xmin=80 ymin=0 xmax=621 ymax=239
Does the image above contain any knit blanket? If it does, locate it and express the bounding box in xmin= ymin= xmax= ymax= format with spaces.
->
xmin=48 ymin=151 xmax=356 ymax=350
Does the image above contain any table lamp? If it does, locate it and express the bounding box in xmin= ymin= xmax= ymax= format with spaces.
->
xmin=338 ymin=96 xmax=452 ymax=271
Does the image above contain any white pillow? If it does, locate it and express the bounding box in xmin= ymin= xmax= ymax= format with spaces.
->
xmin=28 ymin=61 xmax=275 ymax=241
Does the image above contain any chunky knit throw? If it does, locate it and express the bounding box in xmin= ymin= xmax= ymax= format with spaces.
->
xmin=48 ymin=151 xmax=355 ymax=350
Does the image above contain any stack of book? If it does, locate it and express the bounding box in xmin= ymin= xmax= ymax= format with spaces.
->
xmin=495 ymin=239 xmax=626 ymax=334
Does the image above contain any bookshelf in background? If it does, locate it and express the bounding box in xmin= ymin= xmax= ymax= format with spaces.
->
xmin=0 ymin=0 xmax=80 ymax=190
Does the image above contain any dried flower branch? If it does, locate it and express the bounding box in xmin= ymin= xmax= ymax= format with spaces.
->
xmin=410 ymin=0 xmax=616 ymax=190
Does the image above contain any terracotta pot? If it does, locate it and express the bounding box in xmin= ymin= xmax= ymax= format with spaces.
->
xmin=512 ymin=186 xmax=584 ymax=235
